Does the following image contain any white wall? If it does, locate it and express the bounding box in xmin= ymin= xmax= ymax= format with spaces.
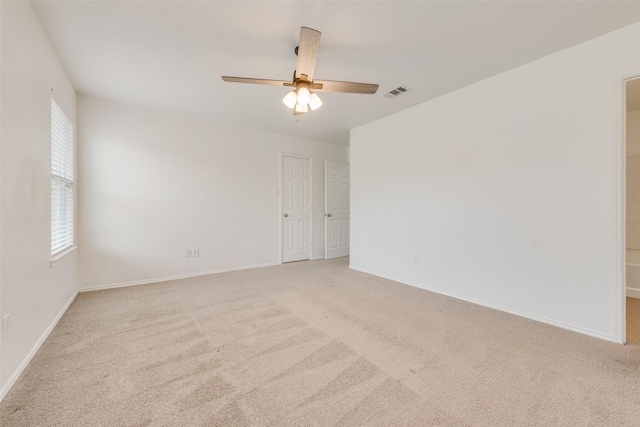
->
xmin=78 ymin=95 xmax=347 ymax=289
xmin=350 ymin=21 xmax=640 ymax=341
xmin=0 ymin=1 xmax=79 ymax=394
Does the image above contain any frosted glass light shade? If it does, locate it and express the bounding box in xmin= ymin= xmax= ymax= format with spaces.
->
xmin=309 ymin=92 xmax=322 ymax=110
xmin=297 ymin=86 xmax=311 ymax=105
xmin=282 ymin=91 xmax=297 ymax=109
xmin=295 ymin=102 xmax=308 ymax=113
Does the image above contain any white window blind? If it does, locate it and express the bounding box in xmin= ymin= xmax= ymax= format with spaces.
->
xmin=51 ymin=99 xmax=74 ymax=255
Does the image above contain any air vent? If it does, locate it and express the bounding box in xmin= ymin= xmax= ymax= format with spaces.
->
xmin=384 ymin=85 xmax=410 ymax=99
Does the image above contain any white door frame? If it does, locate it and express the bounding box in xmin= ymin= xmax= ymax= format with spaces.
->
xmin=279 ymin=153 xmax=313 ymax=263
xmin=613 ymin=68 xmax=640 ymax=344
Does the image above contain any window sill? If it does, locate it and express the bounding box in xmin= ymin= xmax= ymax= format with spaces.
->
xmin=50 ymin=246 xmax=77 ymax=268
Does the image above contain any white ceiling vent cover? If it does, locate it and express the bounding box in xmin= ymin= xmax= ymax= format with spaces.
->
xmin=384 ymin=85 xmax=410 ymax=99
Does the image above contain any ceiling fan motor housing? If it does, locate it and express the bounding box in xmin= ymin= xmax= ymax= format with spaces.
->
xmin=296 ymin=79 xmax=310 ymax=91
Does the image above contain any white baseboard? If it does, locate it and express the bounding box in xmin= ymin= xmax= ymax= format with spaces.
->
xmin=627 ymin=287 xmax=640 ymax=299
xmin=79 ymin=262 xmax=282 ymax=292
xmin=349 ymin=264 xmax=612 ymax=342
xmin=0 ymin=289 xmax=78 ymax=402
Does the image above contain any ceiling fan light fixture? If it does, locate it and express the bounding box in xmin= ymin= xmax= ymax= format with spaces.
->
xmin=283 ymin=90 xmax=297 ymax=109
xmin=222 ymin=27 xmax=380 ymax=117
xmin=297 ymin=86 xmax=311 ymax=105
xmin=295 ymin=102 xmax=308 ymax=114
xmin=309 ymin=92 xmax=322 ymax=110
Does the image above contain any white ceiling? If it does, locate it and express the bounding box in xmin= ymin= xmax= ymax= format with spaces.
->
xmin=31 ymin=1 xmax=640 ymax=145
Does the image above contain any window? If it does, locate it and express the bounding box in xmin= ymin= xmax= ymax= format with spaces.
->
xmin=51 ymin=98 xmax=74 ymax=256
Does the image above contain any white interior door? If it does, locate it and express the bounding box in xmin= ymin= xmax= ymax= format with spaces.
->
xmin=325 ymin=161 xmax=350 ymax=259
xmin=282 ymin=156 xmax=311 ymax=263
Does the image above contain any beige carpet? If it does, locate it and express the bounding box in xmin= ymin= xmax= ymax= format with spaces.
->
xmin=2 ymin=258 xmax=640 ymax=426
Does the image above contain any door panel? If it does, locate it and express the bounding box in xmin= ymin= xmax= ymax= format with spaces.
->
xmin=341 ymin=219 xmax=350 ymax=247
xmin=282 ymin=156 xmax=311 ymax=262
xmin=325 ymin=161 xmax=350 ymax=259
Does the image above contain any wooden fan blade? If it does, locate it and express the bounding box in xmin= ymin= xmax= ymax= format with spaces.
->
xmin=295 ymin=27 xmax=321 ymax=81
xmin=222 ymin=76 xmax=291 ymax=86
xmin=313 ymin=80 xmax=379 ymax=94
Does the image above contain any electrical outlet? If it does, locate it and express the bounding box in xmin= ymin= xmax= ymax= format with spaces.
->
xmin=2 ymin=314 xmax=10 ymax=340
xmin=413 ymin=256 xmax=420 ymax=265
xmin=193 ymin=248 xmax=199 ymax=257
xmin=186 ymin=249 xmax=192 ymax=257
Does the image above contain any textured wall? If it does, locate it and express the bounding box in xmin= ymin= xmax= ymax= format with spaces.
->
xmin=1 ymin=1 xmax=79 ymax=393
xmin=350 ymin=22 xmax=640 ymax=341
xmin=77 ymin=95 xmax=347 ymax=289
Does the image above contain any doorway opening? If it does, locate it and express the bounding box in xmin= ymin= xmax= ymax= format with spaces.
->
xmin=625 ymin=77 xmax=640 ymax=344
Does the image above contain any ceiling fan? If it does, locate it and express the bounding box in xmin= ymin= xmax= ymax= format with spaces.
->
xmin=222 ymin=27 xmax=379 ymax=115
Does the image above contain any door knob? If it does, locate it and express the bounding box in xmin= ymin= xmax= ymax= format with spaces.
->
xmin=326 ymin=213 xmax=332 ymax=217
xmin=284 ymin=213 xmax=288 ymax=217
